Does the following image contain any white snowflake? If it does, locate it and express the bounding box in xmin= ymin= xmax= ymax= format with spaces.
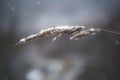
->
xmin=11 ymin=6 xmax=15 ymax=11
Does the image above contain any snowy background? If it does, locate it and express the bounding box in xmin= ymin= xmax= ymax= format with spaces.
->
xmin=0 ymin=0 xmax=120 ymax=80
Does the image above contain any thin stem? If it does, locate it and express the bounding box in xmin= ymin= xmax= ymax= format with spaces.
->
xmin=101 ymin=29 xmax=120 ymax=35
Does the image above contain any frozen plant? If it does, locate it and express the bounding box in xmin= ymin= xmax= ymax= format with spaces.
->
xmin=15 ymin=25 xmax=120 ymax=45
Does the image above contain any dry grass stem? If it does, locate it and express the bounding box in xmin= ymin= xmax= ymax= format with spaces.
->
xmin=15 ymin=26 xmax=102 ymax=45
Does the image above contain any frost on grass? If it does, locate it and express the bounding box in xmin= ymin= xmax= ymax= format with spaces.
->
xmin=16 ymin=26 xmax=101 ymax=45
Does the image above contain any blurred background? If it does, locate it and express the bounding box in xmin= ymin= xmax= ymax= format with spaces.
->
xmin=0 ymin=0 xmax=120 ymax=80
